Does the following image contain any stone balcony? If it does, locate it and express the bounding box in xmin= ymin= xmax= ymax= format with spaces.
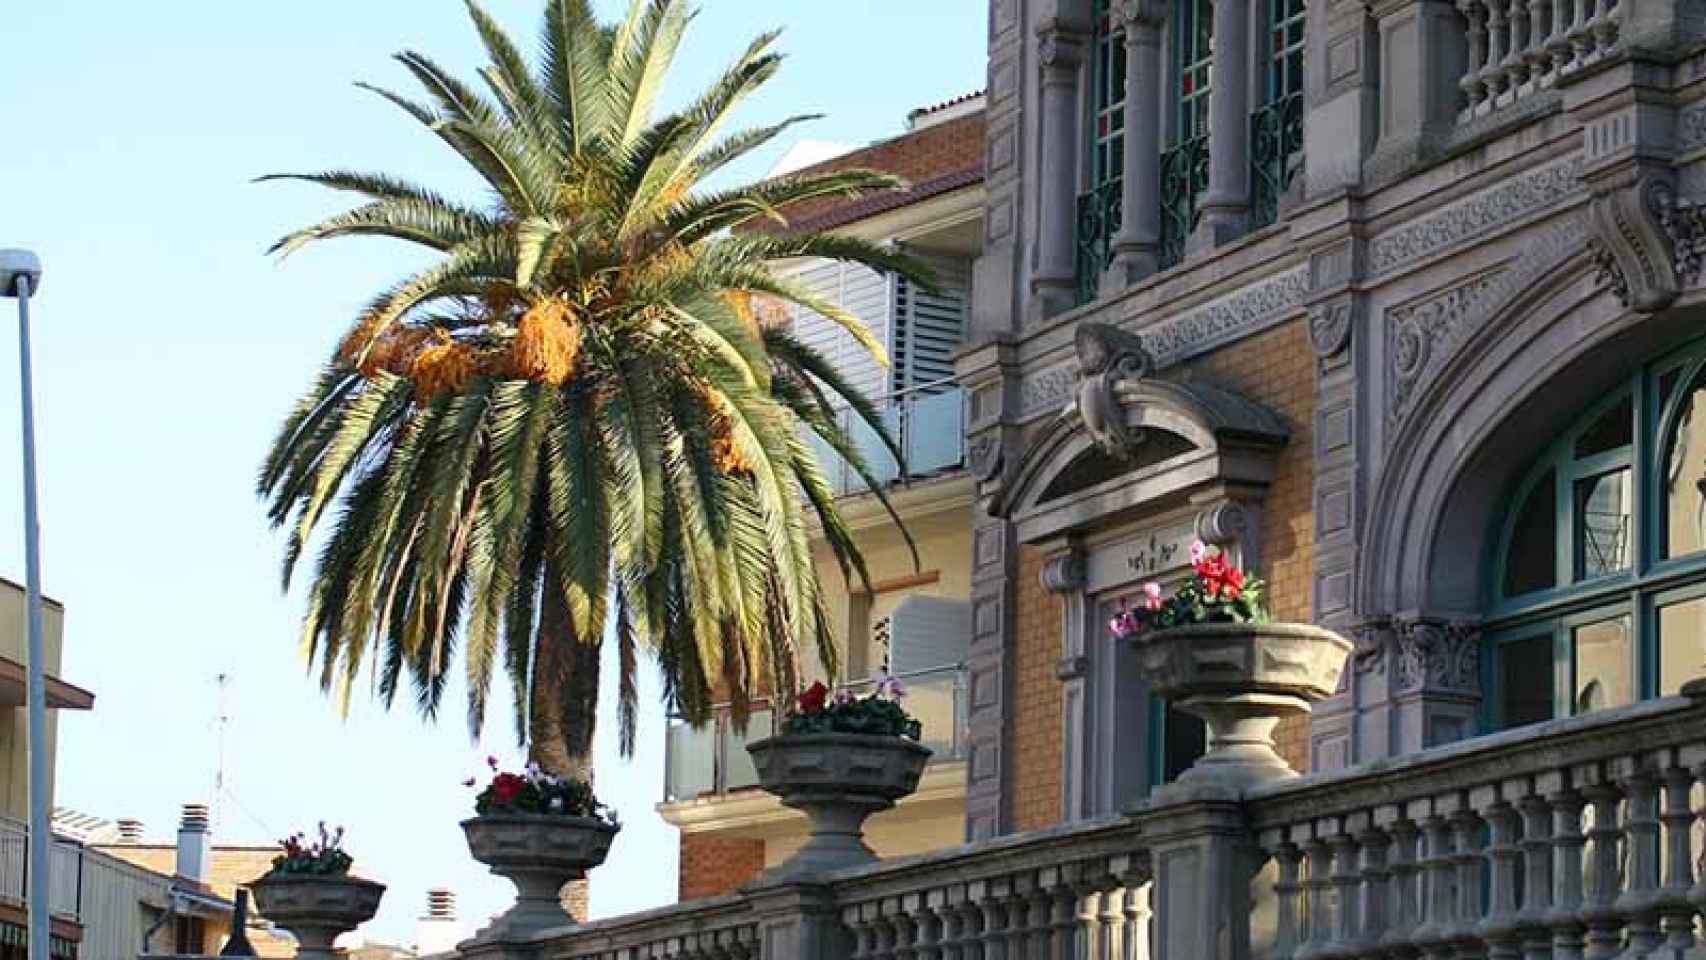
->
xmin=454 ymin=684 xmax=1706 ymax=959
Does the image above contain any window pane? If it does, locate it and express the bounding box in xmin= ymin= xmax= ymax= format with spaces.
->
xmin=723 ymin=708 xmax=773 ymax=793
xmin=1499 ymin=633 xmax=1555 ymax=728
xmin=1664 ymin=373 xmax=1706 ymax=558
xmin=1504 ymin=469 xmax=1556 ymax=597
xmin=1659 ymin=596 xmax=1706 ymax=695
xmin=1576 ymin=469 xmax=1632 ymax=578
xmin=1574 ymin=394 xmax=1634 ymax=459
xmin=1573 ymin=615 xmax=1633 ymax=714
xmin=1161 ymin=703 xmax=1206 ymax=783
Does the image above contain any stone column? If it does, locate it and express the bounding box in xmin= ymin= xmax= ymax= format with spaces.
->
xmin=1105 ymin=0 xmax=1167 ymax=290
xmin=1032 ymin=19 xmax=1086 ymax=314
xmin=1193 ymin=0 xmax=1252 ymax=251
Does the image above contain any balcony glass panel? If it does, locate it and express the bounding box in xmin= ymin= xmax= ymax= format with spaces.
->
xmin=664 ymin=718 xmax=717 ymax=803
xmin=722 ymin=707 xmax=774 ymax=793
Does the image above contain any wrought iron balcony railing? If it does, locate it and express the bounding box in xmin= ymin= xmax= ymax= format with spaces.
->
xmin=1250 ymin=91 xmax=1304 ymax=230
xmin=1160 ymin=134 xmax=1209 ymax=271
xmin=1074 ymin=178 xmax=1122 ymax=305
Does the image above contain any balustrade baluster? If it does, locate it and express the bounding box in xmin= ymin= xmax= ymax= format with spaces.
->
xmin=1658 ymin=753 xmax=1699 ymax=952
xmin=1503 ymin=0 xmax=1532 ymax=90
xmin=957 ymin=891 xmax=986 ymax=960
xmin=1546 ymin=0 xmax=1574 ymax=72
xmin=1521 ymin=0 xmax=1551 ymax=84
xmin=1515 ymin=787 xmax=1554 ymax=960
xmin=1096 ymin=885 xmax=1121 ymax=960
xmin=1476 ymin=785 xmax=1522 ymax=960
xmin=940 ymin=887 xmax=968 ymax=960
xmin=1044 ymin=871 xmax=1081 ymax=960
xmin=1271 ymin=837 xmax=1304 ymax=960
xmin=975 ymin=878 xmax=1010 ymax=960
xmin=1299 ymin=830 xmax=1334 ymax=960
xmin=1688 ymin=756 xmax=1706 ymax=942
xmin=1413 ymin=800 xmax=1457 ymax=960
xmin=1614 ymin=756 xmax=1662 ymax=956
xmin=1547 ymin=775 xmax=1588 ymax=960
xmin=1458 ymin=0 xmax=1491 ymax=110
xmin=1381 ymin=812 xmax=1420 ymax=953
xmin=847 ymin=906 xmax=873 ymax=960
xmin=1357 ymin=820 xmax=1390 ymax=954
xmin=1330 ymin=815 xmax=1363 ymax=954
xmin=1580 ymin=768 xmax=1625 ymax=960
xmin=1030 ymin=881 xmax=1053 ymax=960
xmin=1566 ymin=0 xmax=1595 ymax=63
xmin=913 ymin=891 xmax=943 ymax=960
xmin=1450 ymin=803 xmax=1487 ymax=960
xmin=890 ymin=896 xmax=918 ymax=960
xmin=1483 ymin=0 xmax=1511 ymax=99
xmin=1591 ymin=0 xmax=1620 ymax=55
xmin=1002 ymin=881 xmax=1029 ymax=960
xmin=1122 ymin=882 xmax=1151 ymax=960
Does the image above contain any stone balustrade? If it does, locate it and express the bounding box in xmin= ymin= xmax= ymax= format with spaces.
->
xmin=1456 ymin=0 xmax=1621 ymax=119
xmin=1245 ymin=692 xmax=1706 ymax=959
xmin=467 ymin=690 xmax=1706 ymax=960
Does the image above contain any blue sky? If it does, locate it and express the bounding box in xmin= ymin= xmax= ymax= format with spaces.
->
xmin=0 ymin=0 xmax=985 ymax=945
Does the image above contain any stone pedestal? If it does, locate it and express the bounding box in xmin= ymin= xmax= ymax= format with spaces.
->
xmin=462 ymin=814 xmax=619 ymax=941
xmin=247 ymin=874 xmax=385 ymax=960
xmin=748 ymin=733 xmax=931 ymax=880
xmin=1128 ymin=622 xmax=1351 ymax=799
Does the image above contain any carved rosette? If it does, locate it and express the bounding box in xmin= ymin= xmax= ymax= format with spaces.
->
xmin=1069 ymin=322 xmax=1155 ymax=459
xmin=1308 ymin=299 xmax=1354 ymax=367
xmin=1391 ymin=618 xmax=1480 ymax=693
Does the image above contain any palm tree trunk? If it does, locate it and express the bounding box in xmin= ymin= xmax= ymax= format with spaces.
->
xmin=527 ymin=573 xmax=602 ymax=778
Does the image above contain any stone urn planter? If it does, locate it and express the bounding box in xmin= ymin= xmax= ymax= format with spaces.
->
xmin=462 ymin=814 xmax=620 ymax=939
xmin=1129 ymin=622 xmax=1351 ymax=796
xmin=747 ymin=732 xmax=931 ymax=879
xmin=247 ymin=874 xmax=385 ymax=960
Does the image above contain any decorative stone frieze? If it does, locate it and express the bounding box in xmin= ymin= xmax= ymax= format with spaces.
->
xmin=1391 ymin=618 xmax=1480 ymax=694
xmin=1387 ymin=270 xmax=1506 ymax=421
xmin=1069 ymin=323 xmax=1155 ymax=458
xmin=1367 ymin=155 xmax=1584 ymax=274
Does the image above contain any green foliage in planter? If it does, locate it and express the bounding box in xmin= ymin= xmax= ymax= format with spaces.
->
xmin=780 ymin=680 xmax=922 ymax=740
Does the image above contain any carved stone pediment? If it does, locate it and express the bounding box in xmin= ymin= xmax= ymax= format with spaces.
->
xmin=1068 ymin=322 xmax=1155 ymax=460
xmin=1587 ymin=173 xmax=1706 ymax=312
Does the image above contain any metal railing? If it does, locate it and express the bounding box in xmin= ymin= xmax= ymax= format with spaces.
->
xmin=803 ymin=380 xmax=965 ymax=498
xmin=1159 ymin=134 xmax=1210 ymax=270
xmin=1075 ymin=178 xmax=1123 ymax=305
xmin=662 ymin=665 xmax=970 ymax=804
xmin=0 ymin=816 xmax=82 ymax=920
xmin=1250 ymin=92 xmax=1304 ymax=230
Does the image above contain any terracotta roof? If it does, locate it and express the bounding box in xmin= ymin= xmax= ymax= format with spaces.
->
xmin=908 ymin=89 xmax=985 ymax=121
xmin=741 ymin=110 xmax=984 ymax=237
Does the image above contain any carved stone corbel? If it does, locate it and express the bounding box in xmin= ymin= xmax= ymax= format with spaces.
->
xmin=1348 ymin=617 xmax=1393 ymax=676
xmin=1039 ymin=547 xmax=1087 ymax=594
xmin=1067 ymin=322 xmax=1154 ymax=459
xmin=1110 ymin=0 xmax=1168 ymax=28
xmin=968 ymin=426 xmax=1012 ymax=517
xmin=1586 ymin=173 xmax=1704 ymax=312
xmin=1308 ymin=297 xmax=1355 ymax=370
xmin=1194 ymin=499 xmax=1262 ymax=573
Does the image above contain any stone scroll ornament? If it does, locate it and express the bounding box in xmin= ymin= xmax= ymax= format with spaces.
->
xmin=1588 ymin=174 xmax=1706 ymax=312
xmin=1068 ymin=322 xmax=1156 ymax=459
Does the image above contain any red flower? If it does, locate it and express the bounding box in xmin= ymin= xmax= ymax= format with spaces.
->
xmin=491 ymin=773 xmax=526 ymax=804
xmin=1220 ymin=566 xmax=1244 ymax=599
xmin=797 ymin=681 xmax=829 ymax=714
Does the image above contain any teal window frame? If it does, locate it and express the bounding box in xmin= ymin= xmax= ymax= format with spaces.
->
xmin=1250 ymin=0 xmax=1305 ymax=228
xmin=1484 ymin=337 xmax=1706 ymax=732
xmin=1075 ymin=0 xmax=1128 ymax=304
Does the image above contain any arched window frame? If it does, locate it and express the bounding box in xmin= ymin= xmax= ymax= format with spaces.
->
xmin=1485 ymin=336 xmax=1706 ymax=731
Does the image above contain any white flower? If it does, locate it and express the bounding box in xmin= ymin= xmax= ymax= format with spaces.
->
xmin=549 ymin=797 xmax=564 ymax=812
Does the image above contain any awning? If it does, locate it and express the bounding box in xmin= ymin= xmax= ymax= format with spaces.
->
xmin=0 ymin=655 xmax=93 ymax=710
xmin=0 ymin=921 xmax=77 ymax=959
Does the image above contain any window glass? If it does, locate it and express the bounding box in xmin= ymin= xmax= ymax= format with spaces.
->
xmin=1574 ymin=394 xmax=1633 ymax=460
xmin=1160 ymin=704 xmax=1206 ymax=783
xmin=1504 ymin=469 xmax=1556 ymax=597
xmin=1176 ymin=0 xmax=1214 ymax=140
xmin=1498 ymin=633 xmax=1554 ymax=727
xmin=1573 ymin=615 xmax=1633 ymax=714
xmin=1664 ymin=373 xmax=1706 ymax=558
xmin=1576 ymin=468 xmax=1633 ymax=579
xmin=1658 ymin=596 xmax=1706 ymax=695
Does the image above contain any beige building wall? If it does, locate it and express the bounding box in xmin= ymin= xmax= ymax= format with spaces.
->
xmin=0 ymin=580 xmax=66 ymax=819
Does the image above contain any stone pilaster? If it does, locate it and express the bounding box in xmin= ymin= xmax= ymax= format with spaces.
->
xmin=1104 ymin=0 xmax=1167 ymax=290
xmin=972 ymin=0 xmax=1028 ymax=339
xmin=1305 ymin=0 xmax=1379 ymax=193
xmin=1031 ymin=18 xmax=1087 ymax=316
xmin=745 ymin=882 xmax=847 ymax=960
xmin=1041 ymin=544 xmax=1091 ymax=821
xmin=1147 ymin=799 xmax=1261 ymax=960
xmin=1193 ymin=0 xmax=1252 ymax=250
xmin=1365 ymin=0 xmax=1465 ymax=183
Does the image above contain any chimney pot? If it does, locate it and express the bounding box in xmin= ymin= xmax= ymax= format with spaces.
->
xmin=115 ymin=818 xmax=144 ymax=844
xmin=426 ymin=889 xmax=455 ymax=919
xmin=176 ymin=802 xmax=212 ymax=884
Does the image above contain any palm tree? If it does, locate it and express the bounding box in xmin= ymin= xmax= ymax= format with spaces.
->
xmin=257 ymin=0 xmax=922 ymax=776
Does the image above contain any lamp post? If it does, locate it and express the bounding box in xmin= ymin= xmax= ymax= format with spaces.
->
xmin=0 ymin=249 xmax=49 ymax=960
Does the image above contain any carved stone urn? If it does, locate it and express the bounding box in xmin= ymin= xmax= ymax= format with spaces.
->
xmin=1128 ymin=622 xmax=1351 ymax=797
xmin=247 ymin=873 xmax=385 ymax=960
xmin=747 ymin=733 xmax=931 ymax=879
xmin=462 ymin=814 xmax=619 ymax=939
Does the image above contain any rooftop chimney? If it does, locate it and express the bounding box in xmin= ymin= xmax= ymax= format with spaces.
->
xmin=415 ymin=888 xmax=462 ymax=956
xmin=176 ymin=803 xmax=211 ymax=884
xmin=115 ymin=818 xmax=144 ymax=844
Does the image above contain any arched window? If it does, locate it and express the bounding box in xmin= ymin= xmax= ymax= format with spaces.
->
xmin=1487 ymin=337 xmax=1706 ymax=730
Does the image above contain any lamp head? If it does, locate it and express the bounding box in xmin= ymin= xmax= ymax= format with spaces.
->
xmin=0 ymin=250 xmax=42 ymax=298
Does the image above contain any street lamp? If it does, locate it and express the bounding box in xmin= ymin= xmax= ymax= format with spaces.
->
xmin=0 ymin=249 xmax=49 ymax=960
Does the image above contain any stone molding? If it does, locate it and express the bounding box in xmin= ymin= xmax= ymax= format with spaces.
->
xmin=1015 ymin=265 xmax=1310 ymax=420
xmin=1386 ymin=269 xmax=1507 ymax=425
xmin=1391 ymin=617 xmax=1480 ymax=694
xmin=1678 ymin=99 xmax=1706 ymax=152
xmin=1587 ymin=173 xmax=1706 ymax=312
xmin=1035 ymin=19 xmax=1087 ymax=75
xmin=1367 ymin=154 xmax=1585 ymax=275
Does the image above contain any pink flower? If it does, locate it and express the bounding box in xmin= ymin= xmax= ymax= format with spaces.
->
xmin=1189 ymin=541 xmax=1208 ymax=564
xmin=462 ymin=777 xmax=476 ymax=787
xmin=486 ymin=755 xmax=498 ymax=770
xmin=1142 ymin=582 xmax=1163 ymax=610
xmin=833 ymin=688 xmax=855 ymax=706
xmin=875 ymin=671 xmax=907 ymax=699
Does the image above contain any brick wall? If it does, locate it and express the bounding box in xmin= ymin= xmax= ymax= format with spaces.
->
xmin=1004 ymin=318 xmax=1318 ymax=826
xmin=677 ymin=833 xmax=766 ymax=900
